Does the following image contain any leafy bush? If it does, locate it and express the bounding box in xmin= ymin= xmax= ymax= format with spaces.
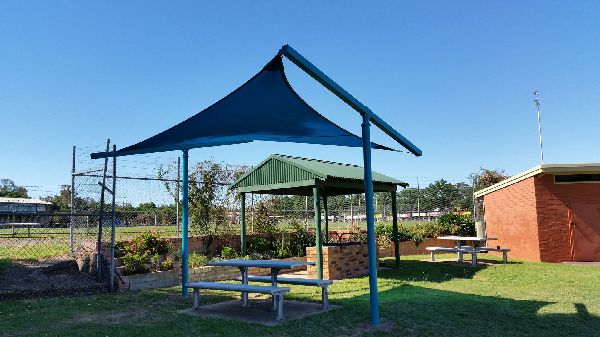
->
xmin=287 ymin=223 xmax=315 ymax=257
xmin=124 ymin=231 xmax=172 ymax=256
xmin=120 ymin=232 xmax=174 ymax=275
xmin=189 ymin=252 xmax=209 ymax=268
xmin=375 ymin=222 xmax=440 ymax=245
xmin=249 ymin=236 xmax=277 ymax=257
xmin=437 ymin=213 xmax=475 ymax=236
xmin=159 ymin=258 xmax=173 ymax=271
xmin=122 ymin=253 xmax=150 ymax=275
xmin=220 ymin=246 xmax=238 ymax=260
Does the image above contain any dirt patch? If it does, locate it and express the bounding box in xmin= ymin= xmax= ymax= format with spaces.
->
xmin=0 ymin=259 xmax=107 ymax=300
xmin=68 ymin=308 xmax=150 ymax=325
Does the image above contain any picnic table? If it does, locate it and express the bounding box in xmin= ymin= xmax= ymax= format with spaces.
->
xmin=207 ymin=259 xmax=315 ymax=308
xmin=0 ymin=222 xmax=41 ymax=237
xmin=437 ymin=236 xmax=498 ymax=262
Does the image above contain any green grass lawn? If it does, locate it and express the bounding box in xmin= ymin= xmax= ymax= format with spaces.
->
xmin=1 ymin=254 xmax=599 ymax=336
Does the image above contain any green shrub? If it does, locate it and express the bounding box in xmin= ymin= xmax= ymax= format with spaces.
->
xmin=249 ymin=236 xmax=277 ymax=257
xmin=122 ymin=253 xmax=150 ymax=276
xmin=287 ymin=223 xmax=315 ymax=257
xmin=220 ymin=246 xmax=238 ymax=260
xmin=123 ymin=231 xmax=172 ymax=256
xmin=189 ymin=252 xmax=209 ymax=268
xmin=159 ymin=258 xmax=173 ymax=271
xmin=437 ymin=213 xmax=475 ymax=236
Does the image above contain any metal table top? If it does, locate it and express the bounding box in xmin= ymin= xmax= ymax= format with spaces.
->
xmin=206 ymin=259 xmax=315 ymax=269
xmin=437 ymin=236 xmax=497 ymax=241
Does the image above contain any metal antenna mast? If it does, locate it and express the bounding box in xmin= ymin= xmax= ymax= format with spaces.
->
xmin=533 ymin=90 xmax=544 ymax=165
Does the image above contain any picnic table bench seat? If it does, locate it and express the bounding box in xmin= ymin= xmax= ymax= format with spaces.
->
xmin=475 ymin=247 xmax=511 ymax=263
xmin=425 ymin=247 xmax=480 ymax=267
xmin=184 ymin=281 xmax=290 ymax=320
xmin=236 ymin=275 xmax=333 ymax=309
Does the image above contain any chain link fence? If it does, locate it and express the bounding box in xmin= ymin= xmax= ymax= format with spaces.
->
xmin=1 ymin=143 xmax=475 ymax=297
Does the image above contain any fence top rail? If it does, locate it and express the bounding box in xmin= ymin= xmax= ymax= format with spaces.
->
xmin=0 ymin=211 xmax=114 ymax=217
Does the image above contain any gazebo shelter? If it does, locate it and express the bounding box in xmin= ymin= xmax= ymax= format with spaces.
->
xmin=231 ymin=154 xmax=408 ymax=278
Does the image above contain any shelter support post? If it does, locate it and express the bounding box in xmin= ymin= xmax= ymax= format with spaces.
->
xmin=323 ymin=195 xmax=329 ymax=242
xmin=181 ymin=150 xmax=190 ymax=297
xmin=240 ymin=193 xmax=246 ymax=256
xmin=391 ymin=191 xmax=400 ymax=268
xmin=313 ymin=186 xmax=323 ymax=279
xmin=361 ymin=113 xmax=380 ymax=326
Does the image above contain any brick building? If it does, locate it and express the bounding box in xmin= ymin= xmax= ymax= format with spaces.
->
xmin=474 ymin=164 xmax=600 ymax=262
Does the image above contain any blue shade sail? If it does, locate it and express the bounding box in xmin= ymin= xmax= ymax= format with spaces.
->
xmin=91 ymin=55 xmax=394 ymax=159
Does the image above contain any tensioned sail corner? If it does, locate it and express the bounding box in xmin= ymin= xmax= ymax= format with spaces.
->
xmin=91 ymin=55 xmax=396 ymax=159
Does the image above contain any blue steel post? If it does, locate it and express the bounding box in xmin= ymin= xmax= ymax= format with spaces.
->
xmin=181 ymin=150 xmax=189 ymax=297
xmin=361 ymin=113 xmax=380 ymax=326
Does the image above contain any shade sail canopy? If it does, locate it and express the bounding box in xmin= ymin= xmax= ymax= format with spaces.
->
xmin=91 ymin=56 xmax=395 ymax=159
xmin=231 ymin=154 xmax=408 ymax=196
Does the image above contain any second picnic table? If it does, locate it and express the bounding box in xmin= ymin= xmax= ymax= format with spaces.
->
xmin=437 ymin=235 xmax=497 ymax=262
xmin=206 ymin=259 xmax=315 ymax=308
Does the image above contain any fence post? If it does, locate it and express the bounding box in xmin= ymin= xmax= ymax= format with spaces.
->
xmin=109 ymin=145 xmax=117 ymax=291
xmin=96 ymin=139 xmax=110 ymax=282
xmin=70 ymin=145 xmax=75 ymax=256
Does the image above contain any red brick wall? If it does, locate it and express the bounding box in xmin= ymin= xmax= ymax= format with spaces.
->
xmin=306 ymin=244 xmax=372 ymax=280
xmin=534 ymin=174 xmax=600 ymax=262
xmin=483 ymin=177 xmax=541 ymax=261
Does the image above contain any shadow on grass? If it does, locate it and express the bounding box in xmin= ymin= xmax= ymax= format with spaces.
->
xmin=334 ymin=284 xmax=600 ymax=337
xmin=378 ymin=259 xmax=483 ymax=283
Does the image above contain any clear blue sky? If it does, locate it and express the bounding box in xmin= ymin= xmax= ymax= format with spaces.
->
xmin=1 ymin=1 xmax=599 ymax=197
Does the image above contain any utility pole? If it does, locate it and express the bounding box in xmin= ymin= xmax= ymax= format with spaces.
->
xmin=533 ymin=90 xmax=544 ymax=165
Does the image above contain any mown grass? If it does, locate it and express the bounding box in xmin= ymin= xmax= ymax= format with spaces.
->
xmin=0 ymin=242 xmax=70 ymax=260
xmin=1 ymin=254 xmax=599 ymax=336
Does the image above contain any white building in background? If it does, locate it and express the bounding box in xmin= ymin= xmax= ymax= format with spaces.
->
xmin=0 ymin=197 xmax=52 ymax=212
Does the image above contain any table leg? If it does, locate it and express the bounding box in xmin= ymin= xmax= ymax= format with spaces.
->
xmin=457 ymin=241 xmax=463 ymax=262
xmin=271 ymin=269 xmax=278 ymax=311
xmin=240 ymin=267 xmax=248 ymax=307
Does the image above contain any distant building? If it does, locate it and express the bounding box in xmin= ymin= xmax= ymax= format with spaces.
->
xmin=0 ymin=197 xmax=52 ymax=212
xmin=474 ymin=164 xmax=600 ymax=262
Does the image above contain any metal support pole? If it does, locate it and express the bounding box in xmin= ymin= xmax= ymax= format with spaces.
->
xmin=181 ymin=149 xmax=190 ymax=297
xmin=176 ymin=157 xmax=180 ymax=236
xmin=109 ymin=145 xmax=117 ymax=291
xmin=323 ymin=195 xmax=329 ymax=242
xmin=240 ymin=193 xmax=246 ymax=256
xmin=69 ymin=146 xmax=75 ymax=256
xmin=391 ymin=191 xmax=400 ymax=268
xmin=361 ymin=113 xmax=380 ymax=326
xmin=96 ymin=139 xmax=110 ymax=282
xmin=313 ymin=186 xmax=323 ymax=279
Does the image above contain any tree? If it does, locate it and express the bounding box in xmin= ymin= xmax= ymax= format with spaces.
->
xmin=421 ymin=179 xmax=459 ymax=212
xmin=188 ymin=160 xmax=245 ymax=235
xmin=470 ymin=168 xmax=509 ymax=220
xmin=470 ymin=168 xmax=509 ymax=191
xmin=0 ymin=179 xmax=28 ymax=198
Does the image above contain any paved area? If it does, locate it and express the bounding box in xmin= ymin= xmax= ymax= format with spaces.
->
xmin=179 ymin=298 xmax=338 ymax=326
xmin=563 ymin=262 xmax=600 ymax=266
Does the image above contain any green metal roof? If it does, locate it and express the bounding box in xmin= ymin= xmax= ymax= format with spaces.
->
xmin=231 ymin=154 xmax=407 ymax=195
